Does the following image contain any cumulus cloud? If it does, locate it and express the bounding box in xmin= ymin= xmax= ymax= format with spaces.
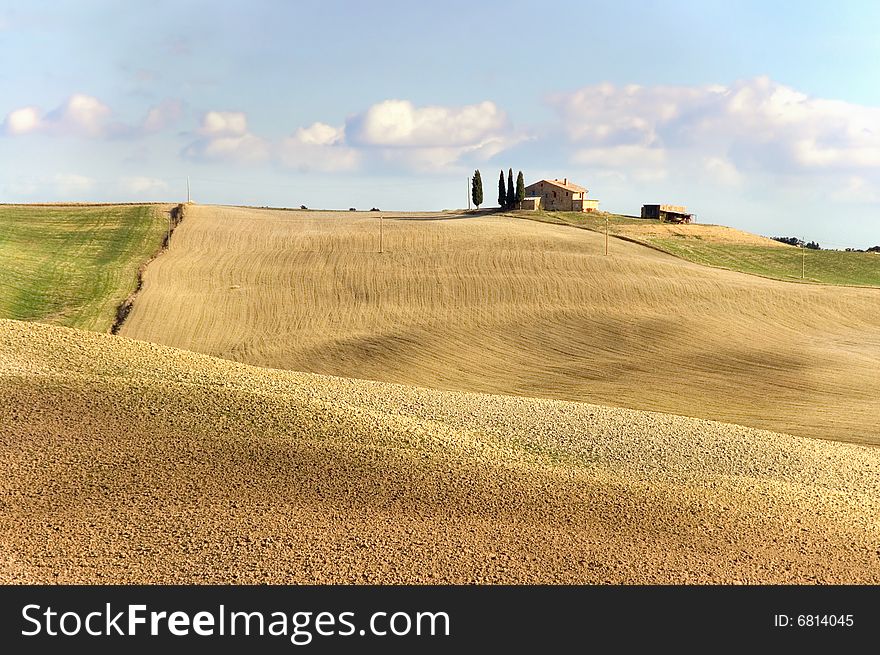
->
xmin=52 ymin=94 xmax=111 ymax=136
xmin=345 ymin=99 xmax=519 ymax=170
xmin=199 ymin=110 xmax=248 ymax=136
xmin=295 ymin=122 xmax=345 ymax=146
xmin=279 ymin=122 xmax=359 ymax=172
xmin=194 ymin=99 xmax=518 ymax=172
xmin=3 ymin=94 xmax=183 ymax=138
xmin=348 ymin=99 xmax=506 ymax=147
xmin=184 ymin=133 xmax=269 ymax=162
xmin=551 ymin=76 xmax=880 ymax=180
xmin=183 ymin=110 xmax=269 ymax=163
xmin=3 ymin=106 xmax=41 ymax=135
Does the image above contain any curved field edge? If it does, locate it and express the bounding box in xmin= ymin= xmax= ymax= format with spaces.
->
xmin=2 ymin=318 xmax=880 ymax=584
xmin=0 ymin=204 xmax=171 ymax=332
xmin=521 ymin=210 xmax=880 ymax=288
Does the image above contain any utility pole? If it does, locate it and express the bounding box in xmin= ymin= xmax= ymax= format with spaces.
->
xmin=467 ymin=176 xmax=471 ymax=211
xmin=802 ymin=236 xmax=806 ymax=279
xmin=605 ymin=215 xmax=609 ymax=256
xmin=186 ymin=176 xmax=191 ymax=203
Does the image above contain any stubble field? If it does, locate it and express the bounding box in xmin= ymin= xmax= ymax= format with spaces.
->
xmin=121 ymin=205 xmax=880 ymax=445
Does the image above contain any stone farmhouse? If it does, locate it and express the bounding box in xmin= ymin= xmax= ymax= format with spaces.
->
xmin=522 ymin=178 xmax=599 ymax=212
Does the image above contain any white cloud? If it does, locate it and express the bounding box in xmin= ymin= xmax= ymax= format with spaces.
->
xmin=200 ymin=110 xmax=248 ymax=136
xmin=3 ymin=95 xmax=184 ymax=139
xmin=56 ymin=94 xmax=111 ymax=136
xmin=54 ymin=174 xmax=95 ymax=196
xmin=183 ymin=111 xmax=269 ymax=163
xmin=349 ymin=99 xmax=506 ymax=147
xmin=177 ymin=99 xmax=521 ymax=172
xmin=121 ymin=176 xmax=168 ymax=194
xmin=3 ymin=94 xmax=111 ymax=137
xmin=198 ymin=133 xmax=269 ymax=161
xmin=3 ymin=106 xmax=41 ymax=135
xmin=549 ymin=76 xmax=880 ymax=215
xmin=295 ymin=122 xmax=345 ymax=146
xmin=344 ymin=99 xmax=518 ymax=170
xmin=279 ymin=122 xmax=359 ymax=172
xmin=553 ymin=77 xmax=880 ymax=176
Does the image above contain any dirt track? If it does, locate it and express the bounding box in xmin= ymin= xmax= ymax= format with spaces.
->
xmin=3 ymin=319 xmax=879 ymax=584
xmin=120 ymin=205 xmax=880 ymax=446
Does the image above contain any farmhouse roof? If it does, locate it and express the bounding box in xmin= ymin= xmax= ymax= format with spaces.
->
xmin=531 ymin=178 xmax=587 ymax=193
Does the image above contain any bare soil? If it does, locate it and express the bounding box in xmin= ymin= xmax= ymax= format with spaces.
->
xmin=3 ymin=319 xmax=879 ymax=584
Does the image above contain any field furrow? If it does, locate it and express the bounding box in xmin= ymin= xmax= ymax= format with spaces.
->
xmin=121 ymin=205 xmax=880 ymax=445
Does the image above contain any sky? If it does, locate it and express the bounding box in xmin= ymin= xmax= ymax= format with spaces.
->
xmin=1 ymin=0 xmax=879 ymax=248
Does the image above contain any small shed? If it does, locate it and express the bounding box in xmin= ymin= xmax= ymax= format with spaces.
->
xmin=521 ymin=196 xmax=542 ymax=210
xmin=641 ymin=204 xmax=694 ymax=223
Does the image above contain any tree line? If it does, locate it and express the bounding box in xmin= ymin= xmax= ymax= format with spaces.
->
xmin=772 ymin=236 xmax=820 ymax=250
xmin=471 ymin=168 xmax=525 ymax=210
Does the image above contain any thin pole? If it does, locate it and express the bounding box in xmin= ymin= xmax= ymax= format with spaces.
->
xmin=605 ymin=215 xmax=609 ymax=256
xmin=802 ymin=236 xmax=805 ymax=279
xmin=186 ymin=176 xmax=191 ymax=203
xmin=467 ymin=177 xmax=471 ymax=211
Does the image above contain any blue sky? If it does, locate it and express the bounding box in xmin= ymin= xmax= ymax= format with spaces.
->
xmin=2 ymin=0 xmax=879 ymax=247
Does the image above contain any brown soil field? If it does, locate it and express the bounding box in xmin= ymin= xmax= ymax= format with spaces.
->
xmin=3 ymin=318 xmax=880 ymax=584
xmin=121 ymin=205 xmax=880 ymax=446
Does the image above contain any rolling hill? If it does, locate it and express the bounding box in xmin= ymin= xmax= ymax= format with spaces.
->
xmin=120 ymin=205 xmax=880 ymax=446
xmin=3 ymin=318 xmax=879 ymax=583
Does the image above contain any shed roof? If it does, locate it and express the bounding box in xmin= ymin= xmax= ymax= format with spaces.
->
xmin=527 ymin=178 xmax=587 ymax=193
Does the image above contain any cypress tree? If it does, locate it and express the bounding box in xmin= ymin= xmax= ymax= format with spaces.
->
xmin=498 ymin=170 xmax=506 ymax=208
xmin=506 ymin=168 xmax=515 ymax=209
xmin=471 ymin=170 xmax=483 ymax=209
xmin=515 ymin=171 xmax=525 ymax=209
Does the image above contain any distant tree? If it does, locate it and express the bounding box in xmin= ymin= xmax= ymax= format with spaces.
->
xmin=515 ymin=171 xmax=525 ymax=209
xmin=472 ymin=170 xmax=483 ymax=209
xmin=506 ymin=169 xmax=515 ymax=209
xmin=771 ymin=236 xmax=803 ymax=247
xmin=498 ymin=170 xmax=506 ymax=208
xmin=868 ymin=245 xmax=880 ymax=253
xmin=772 ymin=236 xmax=820 ymax=249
